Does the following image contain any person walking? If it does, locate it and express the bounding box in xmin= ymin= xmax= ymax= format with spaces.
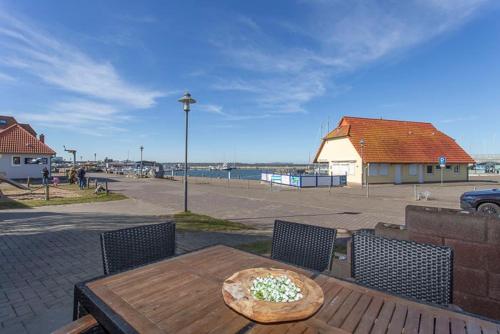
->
xmin=41 ymin=167 xmax=49 ymax=185
xmin=77 ymin=166 xmax=86 ymax=189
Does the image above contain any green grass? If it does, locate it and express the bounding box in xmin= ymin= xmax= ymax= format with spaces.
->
xmin=236 ymin=239 xmax=272 ymax=255
xmin=174 ymin=211 xmax=253 ymax=232
xmin=0 ymin=184 xmax=127 ymax=209
xmin=0 ymin=198 xmax=30 ymax=209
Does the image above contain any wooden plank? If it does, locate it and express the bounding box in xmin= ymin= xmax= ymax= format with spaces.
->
xmin=450 ymin=318 xmax=466 ymax=334
xmin=317 ymin=287 xmax=352 ymax=322
xmin=51 ymin=315 xmax=98 ymax=334
xmin=419 ymin=312 xmax=435 ymax=334
xmin=176 ymin=303 xmax=247 ymax=334
xmin=328 ymin=291 xmax=362 ymax=327
xmin=404 ymin=307 xmax=422 ymax=334
xmin=465 ymin=320 xmax=481 ymax=334
xmin=370 ymin=300 xmax=396 ymax=334
xmin=340 ymin=294 xmax=372 ymax=332
xmin=479 ymin=323 xmax=500 ymax=334
xmin=90 ymin=285 xmax=163 ymax=334
xmin=435 ymin=315 xmax=450 ymax=334
xmin=386 ymin=303 xmax=408 ymax=334
xmin=354 ymin=297 xmax=384 ymax=334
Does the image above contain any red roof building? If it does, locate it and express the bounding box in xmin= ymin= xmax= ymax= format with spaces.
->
xmin=0 ymin=116 xmax=55 ymax=179
xmin=314 ymin=116 xmax=474 ymax=184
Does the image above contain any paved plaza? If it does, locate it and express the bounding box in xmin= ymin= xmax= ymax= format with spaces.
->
xmin=0 ymin=174 xmax=498 ymax=332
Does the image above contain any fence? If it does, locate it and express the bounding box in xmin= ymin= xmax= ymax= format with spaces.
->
xmin=261 ymin=173 xmax=346 ymax=188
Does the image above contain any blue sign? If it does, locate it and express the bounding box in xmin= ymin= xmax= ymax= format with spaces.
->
xmin=439 ymin=156 xmax=446 ymax=167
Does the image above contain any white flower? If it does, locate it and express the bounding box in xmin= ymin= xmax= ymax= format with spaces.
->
xmin=250 ymin=275 xmax=303 ymax=303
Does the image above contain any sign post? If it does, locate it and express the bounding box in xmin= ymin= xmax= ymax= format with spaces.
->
xmin=439 ymin=156 xmax=446 ymax=186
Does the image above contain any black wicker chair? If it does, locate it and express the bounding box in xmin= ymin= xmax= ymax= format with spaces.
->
xmin=100 ymin=221 xmax=176 ymax=275
xmin=73 ymin=222 xmax=176 ymax=325
xmin=351 ymin=232 xmax=453 ymax=305
xmin=271 ymin=220 xmax=337 ymax=272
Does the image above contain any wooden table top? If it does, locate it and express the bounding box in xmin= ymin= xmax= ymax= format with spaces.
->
xmin=77 ymin=245 xmax=500 ymax=334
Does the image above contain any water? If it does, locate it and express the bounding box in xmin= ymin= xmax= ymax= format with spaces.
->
xmin=169 ymin=169 xmax=265 ymax=180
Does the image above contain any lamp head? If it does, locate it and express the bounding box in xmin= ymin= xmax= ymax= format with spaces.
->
xmin=178 ymin=91 xmax=196 ymax=112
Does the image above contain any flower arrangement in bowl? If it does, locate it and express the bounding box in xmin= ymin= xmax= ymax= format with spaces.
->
xmin=222 ymin=267 xmax=324 ymax=323
xmin=250 ymin=275 xmax=303 ymax=302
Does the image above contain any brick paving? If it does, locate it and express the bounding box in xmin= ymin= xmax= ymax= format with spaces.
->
xmin=0 ymin=213 xmax=268 ymax=333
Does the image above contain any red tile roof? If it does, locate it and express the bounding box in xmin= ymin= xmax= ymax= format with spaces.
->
xmin=315 ymin=116 xmax=474 ymax=164
xmin=0 ymin=124 xmax=55 ymax=155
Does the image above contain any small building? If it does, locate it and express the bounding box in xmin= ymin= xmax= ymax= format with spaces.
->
xmin=314 ymin=116 xmax=474 ymax=184
xmin=0 ymin=115 xmax=56 ymax=179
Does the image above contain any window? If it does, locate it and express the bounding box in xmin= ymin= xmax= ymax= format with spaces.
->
xmin=379 ymin=164 xmax=389 ymax=176
xmin=369 ymin=164 xmax=378 ymax=176
xmin=12 ymin=156 xmax=21 ymax=165
xmin=454 ymin=165 xmax=460 ymax=173
xmin=24 ymin=157 xmax=48 ymax=165
xmin=446 ymin=165 xmax=452 ymax=170
xmin=409 ymin=164 xmax=418 ymax=176
xmin=426 ymin=165 xmax=433 ymax=174
xmin=435 ymin=165 xmax=441 ymax=170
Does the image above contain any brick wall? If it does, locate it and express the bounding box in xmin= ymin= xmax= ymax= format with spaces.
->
xmin=405 ymin=205 xmax=500 ymax=320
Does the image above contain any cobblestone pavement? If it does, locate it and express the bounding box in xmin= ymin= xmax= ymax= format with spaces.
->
xmin=0 ymin=212 xmax=268 ymax=333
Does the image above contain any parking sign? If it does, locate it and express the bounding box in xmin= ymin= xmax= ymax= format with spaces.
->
xmin=439 ymin=156 xmax=446 ymax=167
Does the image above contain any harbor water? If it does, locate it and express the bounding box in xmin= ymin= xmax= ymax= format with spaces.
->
xmin=170 ymin=169 xmax=265 ymax=180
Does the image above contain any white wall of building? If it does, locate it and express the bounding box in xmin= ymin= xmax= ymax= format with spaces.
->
xmin=0 ymin=153 xmax=52 ymax=179
xmin=316 ymin=137 xmax=362 ymax=183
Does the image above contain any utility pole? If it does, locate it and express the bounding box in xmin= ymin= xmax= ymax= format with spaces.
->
xmin=140 ymin=146 xmax=144 ymax=177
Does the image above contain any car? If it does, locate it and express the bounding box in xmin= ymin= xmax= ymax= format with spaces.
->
xmin=460 ymin=188 xmax=500 ymax=217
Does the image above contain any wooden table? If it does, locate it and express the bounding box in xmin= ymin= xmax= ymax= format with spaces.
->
xmin=75 ymin=245 xmax=500 ymax=334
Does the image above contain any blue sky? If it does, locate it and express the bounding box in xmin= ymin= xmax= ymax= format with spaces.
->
xmin=0 ymin=0 xmax=499 ymax=163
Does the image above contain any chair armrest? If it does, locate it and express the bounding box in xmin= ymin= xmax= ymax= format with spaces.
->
xmin=52 ymin=314 xmax=99 ymax=334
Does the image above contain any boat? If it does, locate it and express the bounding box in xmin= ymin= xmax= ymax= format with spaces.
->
xmin=221 ymin=162 xmax=233 ymax=171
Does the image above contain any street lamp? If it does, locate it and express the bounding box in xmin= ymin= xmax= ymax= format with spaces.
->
xmin=360 ymin=138 xmax=365 ymax=187
xmin=178 ymin=91 xmax=196 ymax=212
xmin=140 ymin=145 xmax=144 ymax=178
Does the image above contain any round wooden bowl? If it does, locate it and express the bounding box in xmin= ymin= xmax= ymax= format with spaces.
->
xmin=222 ymin=267 xmax=324 ymax=323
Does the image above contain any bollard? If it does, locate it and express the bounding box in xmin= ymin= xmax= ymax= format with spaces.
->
xmin=414 ymin=184 xmax=418 ymax=201
xmin=366 ymin=183 xmax=369 ymax=198
xmin=473 ymin=186 xmax=476 ymax=191
xmin=87 ymin=177 xmax=90 ymax=189
xmin=95 ymin=179 xmax=98 ymax=188
xmin=27 ymin=177 xmax=31 ymax=188
xmin=45 ymin=184 xmax=49 ymax=201
xmin=105 ymin=181 xmax=109 ymax=195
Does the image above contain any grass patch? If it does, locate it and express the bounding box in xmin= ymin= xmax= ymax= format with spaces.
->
xmin=174 ymin=211 xmax=253 ymax=232
xmin=0 ymin=198 xmax=31 ymax=209
xmin=236 ymin=239 xmax=272 ymax=255
xmin=0 ymin=184 xmax=127 ymax=209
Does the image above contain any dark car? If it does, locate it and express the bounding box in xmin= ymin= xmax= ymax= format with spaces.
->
xmin=460 ymin=188 xmax=500 ymax=217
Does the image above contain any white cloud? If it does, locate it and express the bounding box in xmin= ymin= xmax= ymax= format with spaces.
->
xmin=197 ymin=104 xmax=225 ymax=115
xmin=0 ymin=71 xmax=15 ymax=82
xmin=0 ymin=10 xmax=164 ymax=108
xmin=0 ymin=8 xmax=167 ymax=135
xmin=210 ymin=1 xmax=489 ymax=117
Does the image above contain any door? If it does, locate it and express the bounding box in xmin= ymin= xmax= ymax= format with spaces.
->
xmin=418 ymin=164 xmax=424 ymax=183
xmin=394 ymin=164 xmax=402 ymax=184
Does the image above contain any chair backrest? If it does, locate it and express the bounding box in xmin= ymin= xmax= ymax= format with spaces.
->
xmin=100 ymin=222 xmax=176 ymax=275
xmin=271 ymin=220 xmax=337 ymax=272
xmin=351 ymin=232 xmax=453 ymax=305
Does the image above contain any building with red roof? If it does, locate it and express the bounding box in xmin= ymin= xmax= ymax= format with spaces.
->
xmin=314 ymin=116 xmax=474 ymax=184
xmin=0 ymin=115 xmax=56 ymax=179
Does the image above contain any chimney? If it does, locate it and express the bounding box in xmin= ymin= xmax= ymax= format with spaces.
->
xmin=39 ymin=134 xmax=45 ymax=143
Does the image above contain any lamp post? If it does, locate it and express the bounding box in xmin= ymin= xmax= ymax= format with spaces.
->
xmin=140 ymin=145 xmax=144 ymax=178
xmin=178 ymin=91 xmax=196 ymax=212
xmin=360 ymin=138 xmax=365 ymax=187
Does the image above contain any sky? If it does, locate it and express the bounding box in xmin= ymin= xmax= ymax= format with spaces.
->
xmin=0 ymin=0 xmax=499 ymax=163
